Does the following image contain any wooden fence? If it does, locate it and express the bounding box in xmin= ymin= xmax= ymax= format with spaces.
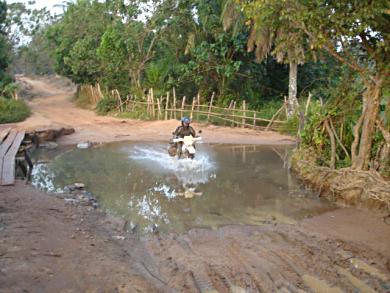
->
xmin=109 ymin=88 xmax=287 ymax=131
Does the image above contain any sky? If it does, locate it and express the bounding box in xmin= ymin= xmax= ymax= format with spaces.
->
xmin=6 ymin=0 xmax=69 ymax=14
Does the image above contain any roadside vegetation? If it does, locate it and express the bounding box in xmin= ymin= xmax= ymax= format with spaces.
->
xmin=0 ymin=1 xmax=31 ymax=123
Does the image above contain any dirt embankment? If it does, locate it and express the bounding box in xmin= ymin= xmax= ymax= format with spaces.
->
xmin=1 ymin=76 xmax=389 ymax=292
xmin=291 ymin=148 xmax=390 ymax=213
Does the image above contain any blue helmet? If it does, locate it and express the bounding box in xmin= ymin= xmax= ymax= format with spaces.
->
xmin=181 ymin=117 xmax=191 ymax=124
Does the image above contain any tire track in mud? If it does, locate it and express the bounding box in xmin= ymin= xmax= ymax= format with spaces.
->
xmin=142 ymin=225 xmax=390 ymax=293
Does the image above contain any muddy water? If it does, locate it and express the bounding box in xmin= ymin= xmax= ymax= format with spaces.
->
xmin=31 ymin=143 xmax=336 ymax=233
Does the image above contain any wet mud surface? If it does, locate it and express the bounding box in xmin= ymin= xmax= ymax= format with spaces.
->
xmin=141 ymin=221 xmax=390 ymax=292
xmin=1 ymin=183 xmax=389 ymax=293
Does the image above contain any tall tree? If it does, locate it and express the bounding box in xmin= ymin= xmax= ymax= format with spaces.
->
xmin=0 ymin=0 xmax=11 ymax=91
xmin=244 ymin=0 xmax=389 ymax=171
xmin=296 ymin=0 xmax=389 ymax=170
xmin=46 ymin=0 xmax=111 ymax=84
xmin=226 ymin=0 xmax=307 ymax=117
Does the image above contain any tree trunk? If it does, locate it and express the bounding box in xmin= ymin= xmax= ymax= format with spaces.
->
xmin=376 ymin=118 xmax=390 ymax=175
xmin=324 ymin=119 xmax=336 ymax=169
xmin=287 ymin=62 xmax=299 ymax=118
xmin=129 ymin=69 xmax=142 ymax=94
xmin=352 ymin=77 xmax=383 ymax=170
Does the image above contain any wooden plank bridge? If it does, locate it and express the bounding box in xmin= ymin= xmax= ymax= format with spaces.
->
xmin=0 ymin=128 xmax=26 ymax=186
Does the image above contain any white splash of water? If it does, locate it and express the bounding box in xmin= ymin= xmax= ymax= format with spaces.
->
xmin=31 ymin=163 xmax=63 ymax=193
xmin=129 ymin=144 xmax=217 ymax=186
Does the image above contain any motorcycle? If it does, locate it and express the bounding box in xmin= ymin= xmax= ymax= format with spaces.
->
xmin=168 ymin=135 xmax=202 ymax=159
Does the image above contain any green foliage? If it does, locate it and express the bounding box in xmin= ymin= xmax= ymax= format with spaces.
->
xmin=144 ymin=60 xmax=172 ymax=96
xmin=0 ymin=0 xmax=13 ymax=98
xmin=279 ymin=115 xmax=299 ymax=135
xmin=47 ymin=0 xmax=111 ymax=84
xmin=95 ymin=97 xmax=117 ymax=115
xmin=0 ymin=97 xmax=30 ymax=123
xmin=11 ymin=23 xmax=58 ymax=75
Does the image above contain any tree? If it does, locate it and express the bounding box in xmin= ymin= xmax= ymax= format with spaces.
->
xmin=46 ymin=0 xmax=111 ymax=84
xmin=0 ymin=0 xmax=11 ymax=93
xmin=249 ymin=0 xmax=389 ymax=171
xmin=227 ymin=0 xmax=308 ymax=117
xmin=295 ymin=0 xmax=389 ymax=171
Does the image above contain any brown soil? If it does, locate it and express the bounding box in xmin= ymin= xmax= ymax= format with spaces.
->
xmin=291 ymin=147 xmax=390 ymax=212
xmin=1 ymin=76 xmax=389 ymax=293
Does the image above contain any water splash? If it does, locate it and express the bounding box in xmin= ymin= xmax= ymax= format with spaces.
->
xmin=129 ymin=144 xmax=217 ymax=186
xmin=31 ymin=163 xmax=63 ymax=193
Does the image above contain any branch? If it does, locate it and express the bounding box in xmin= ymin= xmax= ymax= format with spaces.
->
xmin=359 ymin=32 xmax=376 ymax=57
xmin=351 ymin=107 xmax=367 ymax=167
xmin=324 ymin=119 xmax=336 ymax=169
xmin=376 ymin=118 xmax=390 ymax=144
xmin=296 ymin=22 xmax=368 ymax=78
xmin=329 ymin=118 xmax=350 ymax=159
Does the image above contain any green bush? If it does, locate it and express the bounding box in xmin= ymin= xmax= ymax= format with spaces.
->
xmin=95 ymin=97 xmax=117 ymax=115
xmin=279 ymin=115 xmax=299 ymax=135
xmin=0 ymin=97 xmax=31 ymax=123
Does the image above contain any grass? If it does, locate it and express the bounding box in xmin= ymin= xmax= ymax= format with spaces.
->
xmin=0 ymin=97 xmax=31 ymax=123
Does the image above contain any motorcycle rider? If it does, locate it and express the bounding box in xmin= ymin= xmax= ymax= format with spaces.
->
xmin=169 ymin=117 xmax=196 ymax=157
xmin=174 ymin=117 xmax=196 ymax=138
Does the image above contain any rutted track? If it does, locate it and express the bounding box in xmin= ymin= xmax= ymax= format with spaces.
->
xmin=140 ymin=221 xmax=390 ymax=292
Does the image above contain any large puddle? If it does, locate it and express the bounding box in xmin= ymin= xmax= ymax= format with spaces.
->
xmin=31 ymin=143 xmax=336 ymax=233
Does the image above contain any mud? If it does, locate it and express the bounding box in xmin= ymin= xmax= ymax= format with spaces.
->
xmin=291 ymin=147 xmax=390 ymax=212
xmin=141 ymin=219 xmax=390 ymax=292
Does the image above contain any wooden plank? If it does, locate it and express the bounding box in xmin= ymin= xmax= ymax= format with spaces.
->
xmin=0 ymin=130 xmax=17 ymax=160
xmin=0 ymin=130 xmax=18 ymax=186
xmin=0 ymin=127 xmax=11 ymax=144
xmin=1 ymin=131 xmax=25 ymax=186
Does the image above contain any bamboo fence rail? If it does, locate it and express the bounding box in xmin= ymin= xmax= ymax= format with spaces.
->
xmin=110 ymin=88 xmax=287 ymax=130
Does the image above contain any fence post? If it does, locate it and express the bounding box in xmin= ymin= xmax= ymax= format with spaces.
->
xmin=196 ymin=93 xmax=200 ymax=121
xmin=181 ymin=96 xmax=186 ymax=118
xmin=157 ymin=98 xmax=161 ymax=120
xmin=266 ymin=103 xmax=286 ymax=131
xmin=208 ymin=92 xmax=215 ymax=122
xmin=172 ymin=88 xmax=177 ymax=119
xmin=146 ymin=91 xmax=150 ymax=116
xmin=151 ymin=88 xmax=155 ymax=118
xmin=115 ymin=89 xmax=123 ymax=112
xmin=232 ymin=101 xmax=236 ymax=127
xmin=165 ymin=92 xmax=170 ymax=120
xmin=253 ymin=111 xmax=256 ymax=129
xmin=242 ymin=100 xmax=246 ymax=128
xmin=190 ymin=98 xmax=195 ymax=120
xmin=96 ymin=83 xmax=103 ymax=101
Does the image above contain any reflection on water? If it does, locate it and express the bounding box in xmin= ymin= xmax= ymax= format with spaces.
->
xmin=31 ymin=143 xmax=336 ymax=233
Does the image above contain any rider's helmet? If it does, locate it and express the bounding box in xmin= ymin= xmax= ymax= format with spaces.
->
xmin=181 ymin=116 xmax=191 ymax=126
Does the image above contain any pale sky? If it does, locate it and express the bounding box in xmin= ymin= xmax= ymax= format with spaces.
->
xmin=6 ymin=0 xmax=70 ymax=14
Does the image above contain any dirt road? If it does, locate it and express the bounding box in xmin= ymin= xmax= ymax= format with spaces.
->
xmin=1 ymin=77 xmax=389 ymax=292
xmin=15 ymin=76 xmax=294 ymax=146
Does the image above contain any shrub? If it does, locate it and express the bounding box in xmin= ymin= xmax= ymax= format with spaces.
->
xmin=95 ymin=97 xmax=117 ymax=115
xmin=0 ymin=97 xmax=31 ymax=123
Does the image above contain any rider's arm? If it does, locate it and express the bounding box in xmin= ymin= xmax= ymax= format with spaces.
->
xmin=190 ymin=126 xmax=196 ymax=137
xmin=174 ymin=126 xmax=182 ymax=137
